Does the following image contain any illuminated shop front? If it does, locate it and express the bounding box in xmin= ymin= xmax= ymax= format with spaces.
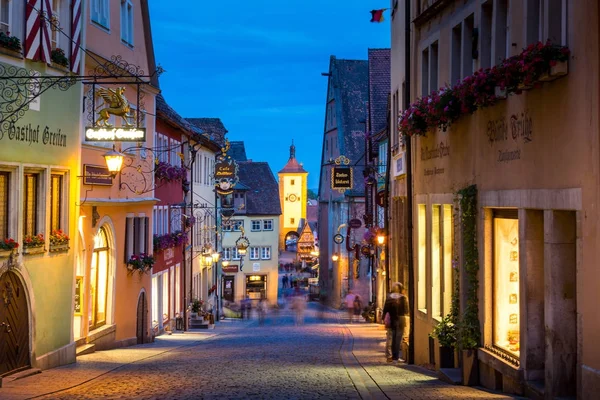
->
xmin=246 ymin=275 xmax=267 ymax=300
xmin=492 ymin=212 xmax=519 ymax=359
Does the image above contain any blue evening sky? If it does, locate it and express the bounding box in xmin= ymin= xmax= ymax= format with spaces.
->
xmin=149 ymin=1 xmax=390 ymax=189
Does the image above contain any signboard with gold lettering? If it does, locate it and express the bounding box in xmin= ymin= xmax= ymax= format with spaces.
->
xmin=85 ymin=127 xmax=146 ymax=142
xmin=331 ymin=167 xmax=353 ymax=190
xmin=214 ymin=140 xmax=239 ymax=195
xmin=83 ymin=164 xmax=113 ymax=185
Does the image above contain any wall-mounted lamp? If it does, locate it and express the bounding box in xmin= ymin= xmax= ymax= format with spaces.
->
xmin=332 ymin=253 xmax=339 ymax=262
xmin=376 ymin=232 xmax=386 ymax=245
xmin=103 ymin=145 xmax=125 ymax=177
xmin=211 ymin=251 xmax=220 ymax=262
xmin=222 ymin=260 xmax=230 ymax=267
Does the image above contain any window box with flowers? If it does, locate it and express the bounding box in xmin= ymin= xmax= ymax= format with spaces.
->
xmin=23 ymin=233 xmax=45 ymax=254
xmin=0 ymin=238 xmax=19 ymax=257
xmin=126 ymin=253 xmax=155 ymax=275
xmin=50 ymin=48 xmax=69 ymax=69
xmin=49 ymin=229 xmax=70 ymax=253
xmin=155 ymin=161 xmax=187 ymax=183
xmin=153 ymin=230 xmax=188 ymax=253
xmin=0 ymin=31 xmax=22 ymax=57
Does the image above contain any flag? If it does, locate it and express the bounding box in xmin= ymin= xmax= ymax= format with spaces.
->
xmin=370 ymin=8 xmax=388 ymax=23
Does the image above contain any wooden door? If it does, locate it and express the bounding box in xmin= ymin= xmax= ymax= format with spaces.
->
xmin=136 ymin=291 xmax=147 ymax=344
xmin=0 ymin=271 xmax=30 ymax=376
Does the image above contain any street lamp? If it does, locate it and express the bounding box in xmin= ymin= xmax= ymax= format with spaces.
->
xmin=376 ymin=231 xmax=386 ymax=246
xmin=103 ymin=145 xmax=125 ymax=177
xmin=332 ymin=253 xmax=339 ymax=262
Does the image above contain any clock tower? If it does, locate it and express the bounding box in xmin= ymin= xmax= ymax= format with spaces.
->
xmin=278 ymin=140 xmax=308 ymax=249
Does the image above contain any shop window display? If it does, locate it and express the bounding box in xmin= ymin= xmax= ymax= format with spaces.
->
xmin=493 ymin=216 xmax=520 ymax=358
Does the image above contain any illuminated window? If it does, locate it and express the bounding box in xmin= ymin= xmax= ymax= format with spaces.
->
xmin=90 ymin=227 xmax=110 ymax=330
xmin=493 ymin=211 xmax=520 ymax=358
xmin=431 ymin=205 xmax=441 ymax=319
xmin=417 ymin=204 xmax=427 ymax=311
xmin=442 ymin=205 xmax=453 ymax=316
xmin=50 ymin=174 xmax=64 ymax=232
xmin=23 ymin=173 xmax=40 ymax=237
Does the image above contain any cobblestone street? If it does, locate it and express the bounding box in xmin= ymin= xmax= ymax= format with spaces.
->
xmin=0 ymin=304 xmax=518 ymax=400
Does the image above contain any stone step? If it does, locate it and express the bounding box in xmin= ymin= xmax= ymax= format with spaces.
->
xmin=188 ymin=324 xmax=215 ymax=331
xmin=2 ymin=368 xmax=41 ymax=383
xmin=438 ymin=368 xmax=462 ymax=385
xmin=76 ymin=343 xmax=96 ymax=356
xmin=74 ymin=337 xmax=87 ymax=347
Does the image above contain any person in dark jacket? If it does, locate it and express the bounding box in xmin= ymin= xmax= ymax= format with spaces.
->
xmin=382 ymin=282 xmax=409 ymax=362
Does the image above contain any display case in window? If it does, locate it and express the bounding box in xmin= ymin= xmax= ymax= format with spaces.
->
xmin=493 ymin=216 xmax=520 ymax=357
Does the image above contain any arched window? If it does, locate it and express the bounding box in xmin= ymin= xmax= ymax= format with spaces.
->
xmin=89 ymin=227 xmax=110 ymax=330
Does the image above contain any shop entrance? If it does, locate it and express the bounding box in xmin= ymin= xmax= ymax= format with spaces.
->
xmin=223 ymin=276 xmax=234 ymax=302
xmin=0 ymin=270 xmax=30 ymax=376
xmin=136 ymin=291 xmax=148 ymax=344
xmin=246 ymin=275 xmax=266 ymax=300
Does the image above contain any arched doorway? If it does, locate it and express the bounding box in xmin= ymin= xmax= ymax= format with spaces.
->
xmin=89 ymin=227 xmax=110 ymax=331
xmin=136 ymin=291 xmax=148 ymax=344
xmin=285 ymin=231 xmax=299 ymax=252
xmin=0 ymin=270 xmax=30 ymax=375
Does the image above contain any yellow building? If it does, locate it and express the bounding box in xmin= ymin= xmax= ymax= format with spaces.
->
xmin=278 ymin=141 xmax=308 ymax=250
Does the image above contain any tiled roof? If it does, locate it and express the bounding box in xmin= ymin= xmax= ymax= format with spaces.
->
xmin=278 ymin=141 xmax=307 ymax=173
xmin=333 ymin=57 xmax=369 ymax=194
xmin=229 ymin=141 xmax=248 ymax=162
xmin=368 ymin=49 xmax=391 ymax=135
xmin=237 ymin=161 xmax=281 ymax=216
xmin=186 ymin=118 xmax=228 ymax=146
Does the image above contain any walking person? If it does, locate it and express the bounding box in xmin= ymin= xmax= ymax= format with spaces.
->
xmin=345 ymin=290 xmax=356 ymax=323
xmin=382 ymin=282 xmax=409 ymax=363
xmin=353 ymin=295 xmax=363 ymax=323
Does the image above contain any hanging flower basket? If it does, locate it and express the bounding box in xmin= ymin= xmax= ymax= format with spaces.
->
xmin=126 ymin=253 xmax=155 ymax=275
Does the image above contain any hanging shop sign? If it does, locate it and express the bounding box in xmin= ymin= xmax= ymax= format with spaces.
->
xmin=214 ymin=140 xmax=239 ymax=196
xmin=330 ymin=155 xmax=353 ymax=192
xmin=83 ymin=164 xmax=113 ymax=185
xmin=349 ymin=218 xmax=362 ymax=229
xmin=333 ymin=234 xmax=344 ymax=244
xmin=85 ymin=127 xmax=146 ymax=142
xmin=377 ymin=190 xmax=387 ymax=207
xmin=222 ymin=265 xmax=239 ymax=273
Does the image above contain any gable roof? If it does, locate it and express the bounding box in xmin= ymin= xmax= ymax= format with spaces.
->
xmin=237 ymin=161 xmax=281 ymax=216
xmin=186 ymin=118 xmax=228 ymax=146
xmin=368 ymin=48 xmax=391 ymax=135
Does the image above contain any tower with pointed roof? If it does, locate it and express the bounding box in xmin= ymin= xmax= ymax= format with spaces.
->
xmin=278 ymin=140 xmax=308 ymax=249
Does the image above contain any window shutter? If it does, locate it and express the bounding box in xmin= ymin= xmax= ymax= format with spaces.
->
xmin=133 ymin=217 xmax=140 ymax=255
xmin=144 ymin=216 xmax=149 ymax=254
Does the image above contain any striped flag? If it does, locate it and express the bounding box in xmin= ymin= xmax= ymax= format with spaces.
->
xmin=70 ymin=0 xmax=82 ymax=73
xmin=25 ymin=0 xmax=52 ymax=63
xmin=370 ymin=9 xmax=388 ymax=23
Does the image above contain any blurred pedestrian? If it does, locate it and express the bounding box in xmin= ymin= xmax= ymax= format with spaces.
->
xmin=353 ymin=295 xmax=363 ymax=323
xmin=257 ymin=298 xmax=266 ymax=325
xmin=292 ymin=286 xmax=306 ymax=325
xmin=242 ymin=295 xmax=252 ymax=320
xmin=345 ymin=290 xmax=356 ymax=323
xmin=383 ymin=282 xmax=409 ymax=363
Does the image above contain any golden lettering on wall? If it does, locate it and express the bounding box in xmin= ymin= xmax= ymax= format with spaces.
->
xmin=487 ymin=111 xmax=533 ymax=164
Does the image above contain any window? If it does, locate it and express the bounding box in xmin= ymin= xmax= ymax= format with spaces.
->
xmin=431 ymin=205 xmax=441 ymax=319
xmin=50 ymin=174 xmax=64 ymax=232
xmin=421 ymin=47 xmax=429 ymax=95
xmin=231 ymin=247 xmax=240 ymax=260
xmin=175 ymin=265 xmax=181 ymax=313
xmin=251 ymin=220 xmax=261 ymax=231
xmin=480 ymin=1 xmax=493 ymax=69
xmin=0 ymin=172 xmax=8 ymax=240
xmin=442 ymin=205 xmax=453 ymax=316
xmin=430 ymin=41 xmax=438 ymax=92
xmin=463 ymin=14 xmax=474 ymax=77
xmin=51 ymin=0 xmax=60 ymax=49
xmin=290 ymin=218 xmax=295 ymax=225
xmin=494 ymin=0 xmax=509 ymax=65
xmin=120 ymin=0 xmax=134 ymax=46
xmin=90 ymin=227 xmax=110 ymax=330
xmin=493 ymin=212 xmax=520 ymax=358
xmin=545 ymin=0 xmax=567 ymax=46
xmin=170 ymin=208 xmax=181 ymax=232
xmin=291 ymin=179 xmax=295 ymax=185
xmin=91 ymin=0 xmax=110 ymax=29
xmin=263 ymin=219 xmax=273 ymax=231
xmin=417 ymin=204 xmax=427 ymax=311
xmin=451 ymin=22 xmax=462 ymax=84
xmin=249 ymin=247 xmax=260 ymax=260
xmin=526 ymin=0 xmax=542 ymax=45
xmin=0 ymin=0 xmax=11 ymax=35
xmin=222 ymin=247 xmax=230 ymax=260
xmin=222 ymin=220 xmax=232 ymax=232
xmin=232 ymin=220 xmax=243 ymax=232
xmin=23 ymin=173 xmax=41 ymax=237
xmin=261 ymin=246 xmax=271 ymax=260
xmin=125 ymin=216 xmax=149 ymax=261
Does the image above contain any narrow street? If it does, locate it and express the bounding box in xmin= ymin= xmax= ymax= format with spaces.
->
xmin=1 ymin=304 xmax=516 ymax=400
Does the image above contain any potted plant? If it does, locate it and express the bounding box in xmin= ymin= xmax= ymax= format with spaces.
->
xmin=49 ymin=229 xmax=70 ymax=252
xmin=50 ymin=48 xmax=69 ymax=68
xmin=0 ymin=31 xmax=22 ymax=54
xmin=0 ymin=238 xmax=19 ymax=256
xmin=23 ymin=233 xmax=45 ymax=254
xmin=189 ymin=298 xmax=203 ymax=319
xmin=126 ymin=253 xmax=155 ymax=275
xmin=431 ymin=314 xmax=457 ymax=368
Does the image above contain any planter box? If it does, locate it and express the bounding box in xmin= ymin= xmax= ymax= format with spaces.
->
xmin=494 ymin=86 xmax=507 ymax=99
xmin=23 ymin=246 xmax=45 ymax=255
xmin=0 ymin=249 xmax=14 ymax=258
xmin=50 ymin=62 xmax=69 ymax=72
xmin=0 ymin=46 xmax=23 ymax=59
xmin=49 ymin=243 xmax=70 ymax=253
xmin=439 ymin=346 xmax=455 ymax=368
xmin=462 ymin=349 xmax=479 ymax=386
xmin=539 ymin=60 xmax=568 ymax=82
xmin=517 ymin=82 xmax=534 ymax=91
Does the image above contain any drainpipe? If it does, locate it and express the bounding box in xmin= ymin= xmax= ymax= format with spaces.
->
xmin=404 ymin=0 xmax=415 ymax=366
